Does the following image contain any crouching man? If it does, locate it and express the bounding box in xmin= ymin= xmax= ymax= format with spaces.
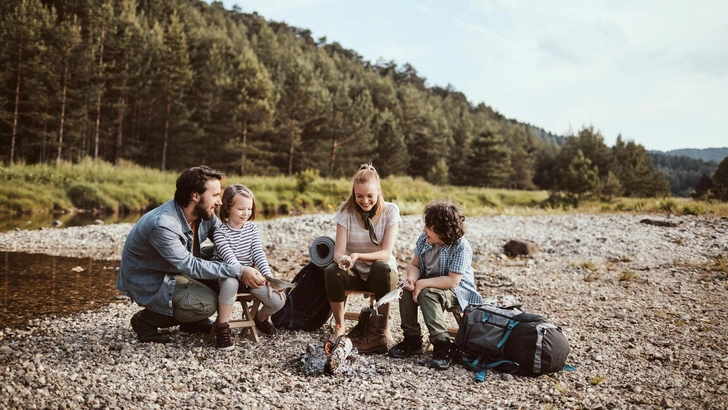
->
xmin=116 ymin=165 xmax=265 ymax=343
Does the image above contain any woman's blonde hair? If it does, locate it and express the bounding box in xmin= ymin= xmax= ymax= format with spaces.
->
xmin=338 ymin=163 xmax=385 ymax=215
xmin=219 ymin=184 xmax=257 ymax=222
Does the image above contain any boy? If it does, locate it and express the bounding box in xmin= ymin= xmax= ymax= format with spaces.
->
xmin=388 ymin=199 xmax=482 ymax=369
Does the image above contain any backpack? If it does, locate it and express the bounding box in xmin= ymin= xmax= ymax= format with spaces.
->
xmin=270 ymin=262 xmax=332 ymax=331
xmin=454 ymin=304 xmax=572 ymax=381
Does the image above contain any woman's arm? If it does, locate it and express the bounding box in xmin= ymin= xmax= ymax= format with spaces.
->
xmin=333 ymin=223 xmax=349 ymax=264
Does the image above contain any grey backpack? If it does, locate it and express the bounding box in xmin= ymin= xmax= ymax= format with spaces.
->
xmin=455 ymin=304 xmax=572 ymax=381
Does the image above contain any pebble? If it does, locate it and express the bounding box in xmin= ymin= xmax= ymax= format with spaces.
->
xmin=0 ymin=213 xmax=726 ymax=408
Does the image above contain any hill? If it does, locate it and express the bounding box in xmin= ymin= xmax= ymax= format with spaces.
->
xmin=653 ymin=147 xmax=728 ymax=163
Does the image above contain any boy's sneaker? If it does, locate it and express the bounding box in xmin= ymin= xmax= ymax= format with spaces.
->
xmin=254 ymin=316 xmax=278 ymax=336
xmin=389 ymin=334 xmax=424 ymax=358
xmin=430 ymin=339 xmax=453 ymax=370
xmin=216 ymin=322 xmax=235 ymax=351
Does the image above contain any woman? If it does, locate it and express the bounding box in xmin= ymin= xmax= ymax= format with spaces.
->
xmin=325 ymin=163 xmax=400 ymax=354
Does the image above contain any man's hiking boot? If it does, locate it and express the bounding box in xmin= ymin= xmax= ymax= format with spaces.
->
xmin=430 ymin=338 xmax=454 ymax=370
xmin=215 ymin=322 xmax=235 ymax=351
xmin=254 ymin=316 xmax=278 ymax=336
xmin=179 ymin=318 xmax=214 ymax=334
xmin=389 ymin=334 xmax=424 ymax=358
xmin=130 ymin=309 xmax=176 ymax=343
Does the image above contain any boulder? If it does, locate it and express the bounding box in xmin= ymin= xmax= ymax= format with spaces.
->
xmin=503 ymin=239 xmax=539 ymax=257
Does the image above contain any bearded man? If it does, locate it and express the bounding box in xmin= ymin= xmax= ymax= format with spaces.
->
xmin=117 ymin=165 xmax=265 ymax=343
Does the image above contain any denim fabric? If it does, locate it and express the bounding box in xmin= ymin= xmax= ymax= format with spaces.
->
xmin=117 ymin=199 xmax=241 ymax=316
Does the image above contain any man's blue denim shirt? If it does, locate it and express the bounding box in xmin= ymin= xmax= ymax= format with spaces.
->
xmin=116 ymin=199 xmax=240 ymax=316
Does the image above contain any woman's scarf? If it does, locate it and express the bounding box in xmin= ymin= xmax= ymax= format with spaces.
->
xmin=356 ymin=204 xmax=380 ymax=245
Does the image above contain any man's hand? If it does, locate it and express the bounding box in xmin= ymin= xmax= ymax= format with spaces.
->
xmin=241 ymin=266 xmax=266 ymax=289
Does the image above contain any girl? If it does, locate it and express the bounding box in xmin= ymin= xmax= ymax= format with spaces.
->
xmin=325 ymin=163 xmax=400 ymax=354
xmin=212 ymin=184 xmax=285 ymax=351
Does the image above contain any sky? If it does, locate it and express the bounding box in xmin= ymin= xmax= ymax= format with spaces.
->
xmin=221 ymin=0 xmax=727 ymax=151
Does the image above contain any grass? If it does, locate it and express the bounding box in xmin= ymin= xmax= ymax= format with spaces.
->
xmin=590 ymin=375 xmax=606 ymax=386
xmin=617 ymin=270 xmax=640 ymax=282
xmin=1 ymin=161 xmax=728 ymax=217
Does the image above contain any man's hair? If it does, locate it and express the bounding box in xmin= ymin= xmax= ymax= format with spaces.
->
xmin=424 ymin=199 xmax=465 ymax=246
xmin=219 ymin=184 xmax=258 ymax=222
xmin=174 ymin=166 xmax=223 ymax=207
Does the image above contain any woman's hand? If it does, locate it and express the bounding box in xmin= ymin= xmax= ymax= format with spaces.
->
xmin=337 ymin=255 xmax=352 ymax=270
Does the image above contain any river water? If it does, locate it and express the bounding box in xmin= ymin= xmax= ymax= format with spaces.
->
xmin=0 ymin=252 xmax=121 ymax=328
xmin=0 ymin=212 xmax=139 ymax=233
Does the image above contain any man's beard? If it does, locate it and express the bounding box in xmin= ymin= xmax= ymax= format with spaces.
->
xmin=194 ymin=197 xmax=215 ymax=221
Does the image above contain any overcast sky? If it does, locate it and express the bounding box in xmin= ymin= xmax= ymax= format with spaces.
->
xmin=222 ymin=0 xmax=727 ymax=151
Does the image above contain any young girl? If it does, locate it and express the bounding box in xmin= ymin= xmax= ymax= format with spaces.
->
xmin=325 ymin=163 xmax=400 ymax=354
xmin=388 ymin=199 xmax=482 ymax=369
xmin=212 ymin=184 xmax=285 ymax=351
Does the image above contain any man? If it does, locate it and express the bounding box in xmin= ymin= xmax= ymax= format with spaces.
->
xmin=117 ymin=165 xmax=266 ymax=343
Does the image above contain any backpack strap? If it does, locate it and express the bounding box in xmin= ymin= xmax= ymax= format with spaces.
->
xmin=497 ymin=319 xmax=519 ymax=351
xmin=462 ymin=356 xmax=518 ymax=382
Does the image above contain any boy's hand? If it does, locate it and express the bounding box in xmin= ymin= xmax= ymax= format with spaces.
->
xmin=412 ymin=281 xmax=425 ymax=304
xmin=403 ymin=278 xmax=415 ymax=292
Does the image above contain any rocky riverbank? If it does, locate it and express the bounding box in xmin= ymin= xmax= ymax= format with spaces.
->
xmin=1 ymin=213 xmax=727 ymax=409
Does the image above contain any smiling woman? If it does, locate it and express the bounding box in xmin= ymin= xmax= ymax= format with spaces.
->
xmin=323 ymin=163 xmax=401 ymax=354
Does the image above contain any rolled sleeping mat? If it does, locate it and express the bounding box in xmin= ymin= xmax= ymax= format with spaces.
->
xmin=309 ymin=236 xmax=335 ymax=267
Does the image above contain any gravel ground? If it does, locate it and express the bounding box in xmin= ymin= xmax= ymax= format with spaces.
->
xmin=1 ymin=213 xmax=727 ymax=409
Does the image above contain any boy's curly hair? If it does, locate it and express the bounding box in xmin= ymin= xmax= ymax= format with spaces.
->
xmin=424 ymin=200 xmax=465 ymax=246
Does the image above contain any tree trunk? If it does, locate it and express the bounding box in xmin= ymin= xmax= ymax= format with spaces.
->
xmin=94 ymin=24 xmax=106 ymax=164
xmin=240 ymin=120 xmax=248 ymax=176
xmin=162 ymin=72 xmax=172 ymax=172
xmin=115 ymin=51 xmax=128 ymax=165
xmin=40 ymin=103 xmax=48 ymax=163
xmin=288 ymin=118 xmax=295 ymax=176
xmin=10 ymin=31 xmax=23 ymax=167
xmin=57 ymin=61 xmax=69 ymax=166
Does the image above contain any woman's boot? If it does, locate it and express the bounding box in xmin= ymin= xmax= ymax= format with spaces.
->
xmin=350 ymin=310 xmax=388 ymax=354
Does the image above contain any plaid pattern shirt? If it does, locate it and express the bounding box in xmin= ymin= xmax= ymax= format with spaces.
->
xmin=413 ymin=233 xmax=483 ymax=310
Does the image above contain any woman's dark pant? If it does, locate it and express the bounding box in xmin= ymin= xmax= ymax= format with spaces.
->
xmin=324 ymin=260 xmax=397 ymax=302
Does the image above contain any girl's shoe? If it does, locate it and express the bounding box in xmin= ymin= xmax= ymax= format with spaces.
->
xmin=254 ymin=316 xmax=278 ymax=336
xmin=216 ymin=322 xmax=235 ymax=351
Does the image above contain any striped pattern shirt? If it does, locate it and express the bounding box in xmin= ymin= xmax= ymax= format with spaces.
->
xmin=212 ymin=222 xmax=272 ymax=277
xmin=413 ymin=233 xmax=483 ymax=310
xmin=334 ymin=202 xmax=401 ymax=280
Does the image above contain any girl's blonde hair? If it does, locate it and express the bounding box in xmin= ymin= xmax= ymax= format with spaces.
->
xmin=219 ymin=184 xmax=258 ymax=222
xmin=338 ymin=163 xmax=385 ymax=216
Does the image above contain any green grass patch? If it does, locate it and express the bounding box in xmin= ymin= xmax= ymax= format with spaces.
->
xmin=1 ymin=161 xmax=727 ymax=219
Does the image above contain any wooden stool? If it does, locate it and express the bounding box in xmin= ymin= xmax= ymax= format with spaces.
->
xmin=209 ymin=293 xmax=261 ymax=343
xmin=343 ymin=290 xmax=375 ymax=321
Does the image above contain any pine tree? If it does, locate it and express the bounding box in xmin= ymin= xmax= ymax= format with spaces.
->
xmin=712 ymin=156 xmax=728 ymax=201
xmin=465 ymin=128 xmax=510 ymax=188
xmin=160 ymin=12 xmax=193 ymax=171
